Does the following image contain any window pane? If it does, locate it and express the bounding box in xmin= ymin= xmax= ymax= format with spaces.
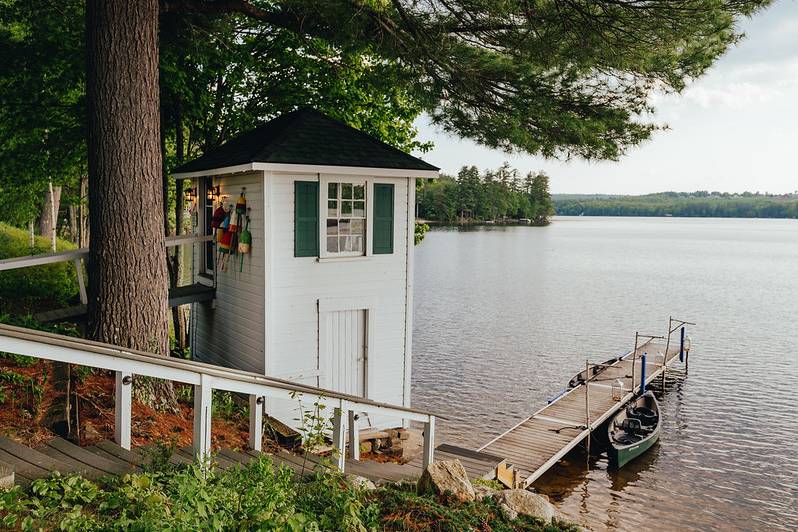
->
xmin=341 ymin=236 xmax=353 ymax=252
xmin=351 ymin=219 xmax=364 ymax=235
xmin=353 ymin=201 xmax=365 ymax=218
xmin=354 ymin=185 xmax=365 ymax=200
xmin=326 ymin=219 xmax=338 ymax=235
xmin=352 ymin=235 xmax=363 ymax=252
xmin=339 ymin=219 xmax=350 ymax=235
xmin=341 ymin=201 xmax=352 ymax=215
xmin=327 ymin=200 xmax=337 ymax=217
xmin=342 ymin=183 xmax=353 ymax=199
xmin=326 ymin=236 xmax=338 ymax=253
xmin=328 ymin=182 xmax=338 ymax=200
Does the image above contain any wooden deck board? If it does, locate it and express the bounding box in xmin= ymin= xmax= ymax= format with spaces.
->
xmin=44 ymin=438 xmax=133 ymax=476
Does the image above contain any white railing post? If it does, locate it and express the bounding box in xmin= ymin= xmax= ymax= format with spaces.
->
xmin=422 ymin=415 xmax=436 ymax=470
xmin=348 ymin=410 xmax=360 ymax=461
xmin=248 ymin=395 xmax=264 ymax=452
xmin=193 ymin=374 xmax=212 ymax=463
xmin=74 ymin=258 xmax=87 ymax=305
xmin=331 ymin=404 xmax=346 ymax=471
xmin=114 ymin=372 xmax=132 ymax=450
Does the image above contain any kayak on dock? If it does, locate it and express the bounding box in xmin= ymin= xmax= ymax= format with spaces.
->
xmin=607 ymin=390 xmax=661 ymax=469
xmin=567 ymin=355 xmax=621 ymax=388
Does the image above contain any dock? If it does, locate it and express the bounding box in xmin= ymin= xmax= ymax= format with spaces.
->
xmin=478 ymin=333 xmax=687 ymax=488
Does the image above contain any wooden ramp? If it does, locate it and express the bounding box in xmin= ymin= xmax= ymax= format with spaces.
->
xmin=478 ymin=339 xmax=683 ymax=487
xmin=34 ymin=283 xmax=215 ymax=323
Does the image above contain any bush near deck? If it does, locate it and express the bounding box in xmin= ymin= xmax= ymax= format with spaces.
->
xmin=0 ymin=455 xmax=578 ymax=531
xmin=0 ymin=223 xmax=78 ymax=314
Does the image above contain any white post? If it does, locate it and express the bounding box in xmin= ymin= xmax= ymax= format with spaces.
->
xmin=331 ymin=405 xmax=346 ymax=471
xmin=74 ymin=258 xmax=87 ymax=305
xmin=248 ymin=395 xmax=263 ymax=452
xmin=422 ymin=415 xmax=435 ymax=470
xmin=348 ymin=410 xmax=360 ymax=461
xmin=193 ymin=374 xmax=212 ymax=463
xmin=114 ymin=371 xmax=132 ymax=450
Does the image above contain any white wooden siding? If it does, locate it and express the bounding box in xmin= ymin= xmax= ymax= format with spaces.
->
xmin=192 ymin=173 xmax=266 ymax=374
xmin=265 ymin=172 xmax=411 ymax=430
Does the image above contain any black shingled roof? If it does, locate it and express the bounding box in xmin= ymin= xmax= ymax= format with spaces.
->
xmin=173 ymin=108 xmax=439 ymax=174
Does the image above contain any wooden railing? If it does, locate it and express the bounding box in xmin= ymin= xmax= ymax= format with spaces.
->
xmin=0 ymin=323 xmax=436 ymax=471
xmin=0 ymin=234 xmax=214 ymax=306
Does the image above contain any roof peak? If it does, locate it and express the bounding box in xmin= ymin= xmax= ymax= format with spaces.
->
xmin=174 ymin=107 xmax=438 ymax=176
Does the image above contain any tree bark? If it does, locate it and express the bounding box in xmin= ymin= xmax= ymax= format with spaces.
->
xmin=40 ymin=182 xmax=61 ymax=251
xmin=86 ymin=0 xmax=176 ymax=410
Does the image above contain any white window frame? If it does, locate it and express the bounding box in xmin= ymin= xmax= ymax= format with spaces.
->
xmin=318 ymin=175 xmax=373 ymax=259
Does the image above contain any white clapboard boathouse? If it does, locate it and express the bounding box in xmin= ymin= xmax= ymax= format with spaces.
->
xmin=173 ymin=108 xmax=439 ymax=431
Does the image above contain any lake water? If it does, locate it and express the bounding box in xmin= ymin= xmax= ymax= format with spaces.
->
xmin=412 ymin=217 xmax=798 ymax=531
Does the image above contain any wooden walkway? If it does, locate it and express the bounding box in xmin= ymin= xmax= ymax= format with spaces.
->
xmin=34 ymin=283 xmax=215 ymax=323
xmin=0 ymin=436 xmax=504 ymax=488
xmin=478 ymin=338 xmax=683 ymax=487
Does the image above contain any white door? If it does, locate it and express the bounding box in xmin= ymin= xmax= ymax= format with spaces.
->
xmin=325 ymin=309 xmax=367 ymax=398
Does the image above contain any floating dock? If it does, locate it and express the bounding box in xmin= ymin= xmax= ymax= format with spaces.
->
xmin=477 ymin=326 xmax=690 ymax=488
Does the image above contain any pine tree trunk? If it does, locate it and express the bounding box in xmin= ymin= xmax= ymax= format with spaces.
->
xmin=86 ymin=0 xmax=177 ymax=410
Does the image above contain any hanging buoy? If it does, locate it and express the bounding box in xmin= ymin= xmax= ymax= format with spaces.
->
xmin=235 ymin=188 xmax=247 ymax=214
xmin=238 ymin=216 xmax=252 ymax=272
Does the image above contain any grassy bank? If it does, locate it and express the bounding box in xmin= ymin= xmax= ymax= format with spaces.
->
xmin=0 ymin=223 xmax=79 ymax=314
xmin=0 ymin=455 xmax=577 ymax=531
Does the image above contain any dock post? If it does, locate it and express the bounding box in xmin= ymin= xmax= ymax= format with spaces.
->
xmin=193 ymin=374 xmax=213 ymax=464
xmin=631 ymin=333 xmax=639 ymax=393
xmin=640 ymin=353 xmax=647 ymax=392
xmin=662 ymin=317 xmax=672 ymax=391
xmin=679 ymin=326 xmax=685 ymax=363
xmin=348 ymin=410 xmax=360 ymax=461
xmin=422 ymin=416 xmax=436 ymax=470
xmin=331 ymin=404 xmax=346 ymax=471
xmin=114 ymin=371 xmax=132 ymax=450
xmin=248 ymin=395 xmax=264 ymax=452
xmin=584 ymin=360 xmax=591 ymax=452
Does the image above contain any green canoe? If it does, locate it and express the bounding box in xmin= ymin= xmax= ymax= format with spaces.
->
xmin=607 ymin=391 xmax=661 ymax=469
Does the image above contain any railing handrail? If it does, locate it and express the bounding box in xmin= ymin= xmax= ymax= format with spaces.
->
xmin=0 ymin=234 xmax=213 ymax=271
xmin=0 ymin=323 xmax=435 ymax=421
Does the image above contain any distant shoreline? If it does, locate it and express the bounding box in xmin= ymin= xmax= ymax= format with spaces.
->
xmin=553 ymin=192 xmax=798 ymax=220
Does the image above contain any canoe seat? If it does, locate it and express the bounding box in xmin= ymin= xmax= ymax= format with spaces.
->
xmin=619 ymin=418 xmax=642 ymax=435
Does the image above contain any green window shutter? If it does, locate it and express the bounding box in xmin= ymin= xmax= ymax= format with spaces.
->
xmin=294 ymin=181 xmax=319 ymax=257
xmin=373 ymin=183 xmax=394 ymax=254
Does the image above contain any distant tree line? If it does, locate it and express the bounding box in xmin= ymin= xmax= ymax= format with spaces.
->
xmin=554 ymin=191 xmax=798 ymax=218
xmin=417 ymin=163 xmax=554 ymax=225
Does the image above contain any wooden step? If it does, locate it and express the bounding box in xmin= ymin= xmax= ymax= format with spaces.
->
xmin=43 ymin=437 xmax=132 ymax=476
xmin=89 ymin=440 xmax=145 ymax=468
xmin=0 ymin=437 xmax=76 ymax=478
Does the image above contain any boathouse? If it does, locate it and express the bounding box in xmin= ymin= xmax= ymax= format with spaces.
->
xmin=173 ymin=108 xmax=439 ymax=430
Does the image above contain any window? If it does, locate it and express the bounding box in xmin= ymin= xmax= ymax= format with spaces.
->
xmin=325 ymin=182 xmax=366 ymax=256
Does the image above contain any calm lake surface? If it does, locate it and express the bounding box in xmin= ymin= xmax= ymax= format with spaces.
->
xmin=412 ymin=217 xmax=798 ymax=531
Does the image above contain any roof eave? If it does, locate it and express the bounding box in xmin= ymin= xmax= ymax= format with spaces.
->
xmin=174 ymin=162 xmax=440 ymax=180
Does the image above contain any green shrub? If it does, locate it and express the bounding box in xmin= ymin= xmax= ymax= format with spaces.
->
xmin=0 ymin=223 xmax=79 ymax=313
xmin=0 ymin=455 xmax=578 ymax=531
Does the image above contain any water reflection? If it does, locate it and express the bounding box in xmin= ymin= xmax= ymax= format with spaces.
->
xmin=413 ymin=218 xmax=798 ymax=531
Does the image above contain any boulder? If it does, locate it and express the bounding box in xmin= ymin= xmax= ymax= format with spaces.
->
xmin=347 ymin=474 xmax=376 ymax=490
xmin=473 ymin=484 xmax=499 ymax=501
xmin=417 ymin=459 xmax=475 ymax=502
xmin=498 ymin=489 xmax=558 ymax=522
xmin=0 ymin=465 xmax=13 ymax=489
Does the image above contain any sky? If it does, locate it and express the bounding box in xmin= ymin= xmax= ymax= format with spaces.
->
xmin=412 ymin=1 xmax=798 ymax=195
